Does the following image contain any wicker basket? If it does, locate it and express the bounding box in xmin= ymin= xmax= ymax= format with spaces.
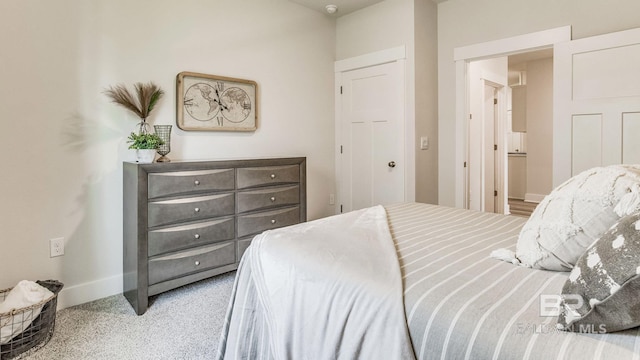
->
xmin=0 ymin=280 xmax=63 ymax=360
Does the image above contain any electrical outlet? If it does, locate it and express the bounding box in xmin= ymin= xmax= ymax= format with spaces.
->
xmin=329 ymin=194 xmax=335 ymax=205
xmin=50 ymin=237 xmax=64 ymax=257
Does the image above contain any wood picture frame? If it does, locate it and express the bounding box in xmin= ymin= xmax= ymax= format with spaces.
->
xmin=176 ymin=71 xmax=257 ymax=131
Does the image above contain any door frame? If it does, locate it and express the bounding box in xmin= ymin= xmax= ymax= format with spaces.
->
xmin=334 ymin=46 xmax=414 ymax=214
xmin=453 ymin=26 xmax=571 ymax=209
xmin=467 ymin=69 xmax=507 ymax=213
xmin=482 ymin=79 xmax=507 ymax=214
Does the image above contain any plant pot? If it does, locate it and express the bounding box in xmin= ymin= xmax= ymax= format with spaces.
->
xmin=135 ymin=149 xmax=156 ymax=164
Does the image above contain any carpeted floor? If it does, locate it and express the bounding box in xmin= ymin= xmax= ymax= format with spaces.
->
xmin=20 ymin=271 xmax=236 ymax=360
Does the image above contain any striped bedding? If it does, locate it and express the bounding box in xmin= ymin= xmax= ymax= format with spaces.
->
xmin=217 ymin=203 xmax=640 ymax=359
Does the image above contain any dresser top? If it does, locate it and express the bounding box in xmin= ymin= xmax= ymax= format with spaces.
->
xmin=124 ymin=157 xmax=306 ymax=172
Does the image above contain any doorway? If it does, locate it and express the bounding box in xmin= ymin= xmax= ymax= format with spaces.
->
xmin=454 ymin=26 xmax=571 ymax=211
xmin=467 ymin=51 xmax=553 ymax=215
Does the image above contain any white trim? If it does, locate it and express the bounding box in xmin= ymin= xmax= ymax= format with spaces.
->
xmin=334 ymin=46 xmax=414 ymax=213
xmin=402 ymin=58 xmax=416 ymax=204
xmin=454 ymin=26 xmax=571 ymax=61
xmin=334 ymin=72 xmax=343 ymax=214
xmin=480 ymin=69 xmax=507 ymax=88
xmin=524 ymin=193 xmax=546 ymax=203
xmin=56 ymin=274 xmax=122 ymax=310
xmin=334 ymin=46 xmax=406 ymax=73
xmin=455 ymin=60 xmax=468 ymax=209
xmin=453 ymin=27 xmax=571 ymax=209
xmin=480 ymin=71 xmax=508 ymax=214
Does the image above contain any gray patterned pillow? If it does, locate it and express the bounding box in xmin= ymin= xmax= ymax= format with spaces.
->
xmin=557 ymin=212 xmax=640 ymax=333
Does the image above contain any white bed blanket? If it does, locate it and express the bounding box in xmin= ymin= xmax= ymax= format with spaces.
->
xmin=247 ymin=205 xmax=415 ymax=360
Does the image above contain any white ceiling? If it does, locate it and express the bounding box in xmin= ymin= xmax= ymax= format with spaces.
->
xmin=289 ymin=0 xmax=447 ymax=16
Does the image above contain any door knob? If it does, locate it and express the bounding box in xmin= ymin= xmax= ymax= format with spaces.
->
xmin=388 ymin=161 xmax=396 ymax=168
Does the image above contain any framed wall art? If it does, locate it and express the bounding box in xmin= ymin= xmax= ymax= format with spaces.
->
xmin=176 ymin=72 xmax=257 ymax=131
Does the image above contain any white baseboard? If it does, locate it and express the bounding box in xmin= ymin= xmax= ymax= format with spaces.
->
xmin=524 ymin=193 xmax=546 ymax=203
xmin=56 ymin=274 xmax=122 ymax=310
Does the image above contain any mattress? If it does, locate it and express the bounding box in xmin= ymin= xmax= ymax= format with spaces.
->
xmin=217 ymin=203 xmax=640 ymax=359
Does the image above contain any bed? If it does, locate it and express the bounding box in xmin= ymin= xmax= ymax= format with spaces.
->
xmin=216 ymin=202 xmax=640 ymax=359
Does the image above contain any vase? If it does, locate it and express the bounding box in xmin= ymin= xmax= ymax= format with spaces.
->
xmin=135 ymin=149 xmax=156 ymax=164
xmin=137 ymin=119 xmax=152 ymax=134
xmin=154 ymin=125 xmax=172 ymax=162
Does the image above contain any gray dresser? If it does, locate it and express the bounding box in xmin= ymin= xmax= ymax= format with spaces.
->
xmin=123 ymin=157 xmax=306 ymax=315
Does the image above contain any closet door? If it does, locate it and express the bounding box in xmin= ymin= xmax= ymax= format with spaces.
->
xmin=339 ymin=60 xmax=405 ymax=212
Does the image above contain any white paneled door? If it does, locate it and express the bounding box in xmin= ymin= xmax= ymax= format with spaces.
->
xmin=339 ymin=61 xmax=405 ymax=212
xmin=554 ymin=27 xmax=640 ymax=187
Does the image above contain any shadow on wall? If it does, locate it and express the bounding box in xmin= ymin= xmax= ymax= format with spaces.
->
xmin=60 ymin=112 xmax=122 ymax=152
xmin=56 ymin=111 xmax=128 ymax=305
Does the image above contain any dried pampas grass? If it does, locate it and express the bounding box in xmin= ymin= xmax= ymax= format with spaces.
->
xmin=104 ymin=82 xmax=164 ymax=120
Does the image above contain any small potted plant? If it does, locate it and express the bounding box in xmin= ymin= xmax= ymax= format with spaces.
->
xmin=127 ymin=132 xmax=164 ymax=163
xmin=104 ymin=82 xmax=165 ymax=163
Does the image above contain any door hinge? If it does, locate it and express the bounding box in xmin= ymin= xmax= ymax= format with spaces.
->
xmin=340 ymin=86 xmax=343 ymax=94
xmin=494 ymin=190 xmax=498 ymax=197
xmin=494 ymin=144 xmax=498 ymax=151
xmin=340 ymin=145 xmax=343 ymax=154
xmin=469 ymin=114 xmax=472 ymax=119
xmin=464 ymin=161 xmax=467 ymax=168
xmin=494 ymin=98 xmax=497 ymax=105
xmin=340 ymin=205 xmax=343 ymax=213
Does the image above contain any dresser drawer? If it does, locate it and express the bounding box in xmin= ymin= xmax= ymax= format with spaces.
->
xmin=237 ymin=165 xmax=300 ymax=189
xmin=148 ymin=217 xmax=235 ymax=256
xmin=123 ymin=158 xmax=306 ymax=315
xmin=148 ymin=193 xmax=235 ymax=228
xmin=148 ymin=169 xmax=234 ymax=199
xmin=148 ymin=241 xmax=236 ymax=285
xmin=237 ymin=206 xmax=300 ymax=238
xmin=237 ymin=185 xmax=300 ymax=213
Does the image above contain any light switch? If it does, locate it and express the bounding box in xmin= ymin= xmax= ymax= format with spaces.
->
xmin=420 ymin=136 xmax=429 ymax=150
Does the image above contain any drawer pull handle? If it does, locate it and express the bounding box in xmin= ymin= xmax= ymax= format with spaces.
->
xmin=270 ymin=174 xmax=276 ymax=179
xmin=270 ymin=196 xmax=276 ymax=202
xmin=194 ymin=234 xmax=200 ymax=239
xmin=194 ymin=261 xmax=200 ymax=266
xmin=194 ymin=207 xmax=200 ymax=213
xmin=194 ymin=180 xmax=200 ymax=185
xmin=271 ymin=219 xmax=276 ymax=224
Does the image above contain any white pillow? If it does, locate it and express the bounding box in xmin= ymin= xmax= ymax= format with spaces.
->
xmin=515 ymin=164 xmax=640 ymax=271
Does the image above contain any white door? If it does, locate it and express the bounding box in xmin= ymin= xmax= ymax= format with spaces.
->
xmin=554 ymin=27 xmax=640 ymax=187
xmin=483 ymin=84 xmax=496 ymax=213
xmin=339 ymin=61 xmax=405 ymax=212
